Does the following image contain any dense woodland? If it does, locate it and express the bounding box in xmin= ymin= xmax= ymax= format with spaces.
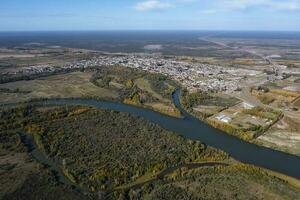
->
xmin=0 ymin=104 xmax=227 ymax=198
xmin=26 ymin=106 xmax=227 ymax=191
xmin=134 ymin=164 xmax=300 ymax=200
xmin=1 ymin=103 xmax=299 ymax=199
xmin=0 ymin=109 xmax=90 ymax=199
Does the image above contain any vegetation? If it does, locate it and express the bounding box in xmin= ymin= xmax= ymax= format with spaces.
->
xmin=0 ymin=71 xmax=120 ymax=105
xmin=0 ymin=113 xmax=88 ymax=199
xmin=181 ymin=90 xmax=239 ymax=119
xmin=0 ymin=65 xmax=180 ymax=117
xmin=2 ymin=169 xmax=88 ymax=200
xmin=1 ymin=104 xmax=299 ymax=199
xmin=90 ymin=65 xmax=181 ymax=117
xmin=0 ymin=105 xmax=228 ymax=195
xmin=207 ymin=106 xmax=282 ymax=141
xmin=207 ymin=119 xmax=255 ymax=141
xmin=180 ymin=90 xmax=283 ymax=141
xmin=133 ymin=164 xmax=300 ymax=200
xmin=242 ymin=107 xmax=282 ymax=122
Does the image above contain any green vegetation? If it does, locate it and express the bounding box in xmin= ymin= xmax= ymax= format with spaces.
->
xmin=90 ymin=65 xmax=181 ymax=117
xmin=134 ymin=164 xmax=300 ymax=200
xmin=242 ymin=107 xmax=282 ymax=122
xmin=29 ymin=107 xmax=227 ymax=190
xmin=207 ymin=119 xmax=255 ymax=141
xmin=1 ymin=104 xmax=299 ymax=199
xmin=0 ymin=105 xmax=227 ymax=195
xmin=180 ymin=90 xmax=283 ymax=141
xmin=0 ymin=71 xmax=119 ymax=105
xmin=207 ymin=106 xmax=282 ymax=141
xmin=181 ymin=90 xmax=239 ymax=119
xmin=2 ymin=169 xmax=88 ymax=200
xmin=0 ymin=65 xmax=180 ymax=117
xmin=0 ymin=115 xmax=89 ymax=199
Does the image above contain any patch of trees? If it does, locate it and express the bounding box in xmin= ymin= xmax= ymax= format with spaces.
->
xmin=89 ymin=66 xmax=180 ymax=116
xmin=0 ymin=68 xmax=80 ymax=84
xmin=3 ymin=105 xmax=227 ymax=192
xmin=131 ymin=164 xmax=300 ymax=200
xmin=181 ymin=90 xmax=239 ymax=112
xmin=145 ymin=73 xmax=177 ymax=99
xmin=3 ymin=170 xmax=89 ymax=200
xmin=208 ymin=119 xmax=254 ymax=141
xmin=242 ymin=107 xmax=282 ymax=121
xmin=0 ymin=88 xmax=30 ymax=94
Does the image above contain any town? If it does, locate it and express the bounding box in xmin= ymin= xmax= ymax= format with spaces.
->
xmin=3 ymin=54 xmax=284 ymax=93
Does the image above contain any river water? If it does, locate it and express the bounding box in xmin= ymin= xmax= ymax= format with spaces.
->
xmin=40 ymin=90 xmax=300 ymax=179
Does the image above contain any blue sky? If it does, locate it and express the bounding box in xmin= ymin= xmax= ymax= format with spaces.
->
xmin=1 ymin=0 xmax=300 ymax=31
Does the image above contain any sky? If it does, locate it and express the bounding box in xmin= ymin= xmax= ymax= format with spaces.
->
xmin=1 ymin=0 xmax=300 ymax=31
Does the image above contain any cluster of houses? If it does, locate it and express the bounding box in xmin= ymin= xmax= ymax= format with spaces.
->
xmin=6 ymin=54 xmax=274 ymax=93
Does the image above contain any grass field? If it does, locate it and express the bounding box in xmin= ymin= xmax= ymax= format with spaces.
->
xmin=135 ymin=78 xmax=170 ymax=103
xmin=257 ymin=116 xmax=300 ymax=156
xmin=0 ymin=71 xmax=119 ymax=104
xmin=0 ymin=65 xmax=181 ymax=117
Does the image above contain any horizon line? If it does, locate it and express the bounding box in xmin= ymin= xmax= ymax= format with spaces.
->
xmin=1 ymin=29 xmax=300 ymax=33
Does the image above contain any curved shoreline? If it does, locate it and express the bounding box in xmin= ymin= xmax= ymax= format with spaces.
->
xmin=19 ymin=131 xmax=229 ymax=194
xmin=29 ymin=90 xmax=300 ymax=180
xmin=117 ymin=162 xmax=229 ymax=191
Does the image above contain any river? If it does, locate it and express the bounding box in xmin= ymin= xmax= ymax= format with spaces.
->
xmin=39 ymin=90 xmax=300 ymax=179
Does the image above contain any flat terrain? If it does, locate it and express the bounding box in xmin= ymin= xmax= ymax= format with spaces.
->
xmin=1 ymin=104 xmax=299 ymax=199
xmin=1 ymin=33 xmax=300 ymax=199
xmin=180 ymin=75 xmax=300 ymax=156
xmin=0 ymin=46 xmax=97 ymax=73
xmin=139 ymin=165 xmax=300 ymax=200
xmin=0 ymin=66 xmax=180 ymax=116
xmin=0 ymin=71 xmax=119 ymax=104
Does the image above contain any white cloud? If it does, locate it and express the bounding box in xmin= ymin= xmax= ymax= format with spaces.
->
xmin=222 ymin=0 xmax=300 ymax=11
xmin=134 ymin=0 xmax=300 ymax=13
xmin=201 ymin=9 xmax=217 ymax=14
xmin=135 ymin=1 xmax=173 ymax=11
xmin=269 ymin=0 xmax=300 ymax=10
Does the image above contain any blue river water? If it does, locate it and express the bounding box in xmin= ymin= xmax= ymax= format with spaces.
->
xmin=41 ymin=90 xmax=300 ymax=179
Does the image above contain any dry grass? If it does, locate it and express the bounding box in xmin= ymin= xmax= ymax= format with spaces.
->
xmin=0 ymin=72 xmax=119 ymax=104
xmin=135 ymin=78 xmax=169 ymax=103
xmin=258 ymin=130 xmax=300 ymax=156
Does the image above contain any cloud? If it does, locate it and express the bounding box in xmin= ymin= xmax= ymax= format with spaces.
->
xmin=134 ymin=1 xmax=173 ymax=11
xmin=269 ymin=0 xmax=300 ymax=10
xmin=134 ymin=0 xmax=300 ymax=13
xmin=222 ymin=0 xmax=300 ymax=11
xmin=201 ymin=9 xmax=217 ymax=14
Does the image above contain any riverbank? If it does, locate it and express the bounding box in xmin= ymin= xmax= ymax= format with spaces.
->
xmin=32 ymin=92 xmax=300 ymax=180
xmin=1 ymin=100 xmax=300 ymax=199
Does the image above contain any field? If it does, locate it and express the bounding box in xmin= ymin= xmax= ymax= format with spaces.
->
xmin=180 ymin=90 xmax=240 ymax=119
xmin=180 ymin=90 xmax=281 ymax=141
xmin=257 ymin=116 xmax=300 ymax=156
xmin=0 ymin=46 xmax=97 ymax=73
xmin=247 ymin=77 xmax=300 ymax=155
xmin=0 ymin=71 xmax=119 ymax=105
xmin=252 ymin=87 xmax=300 ymax=109
xmin=89 ymin=66 xmax=181 ymax=117
xmin=0 ymin=66 xmax=180 ymax=117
